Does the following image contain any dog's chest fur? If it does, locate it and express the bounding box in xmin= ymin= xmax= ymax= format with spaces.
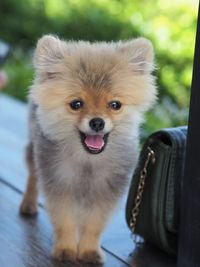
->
xmin=34 ymin=132 xmax=132 ymax=206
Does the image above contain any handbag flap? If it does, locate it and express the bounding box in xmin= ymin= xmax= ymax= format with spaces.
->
xmin=150 ymin=127 xmax=187 ymax=233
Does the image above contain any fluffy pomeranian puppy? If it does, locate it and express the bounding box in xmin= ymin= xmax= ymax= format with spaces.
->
xmin=20 ymin=35 xmax=156 ymax=264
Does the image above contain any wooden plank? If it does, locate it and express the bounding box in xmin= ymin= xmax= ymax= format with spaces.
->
xmin=0 ymin=93 xmax=28 ymax=140
xmin=0 ymin=181 xmax=128 ymax=267
xmin=0 ymin=126 xmax=27 ymax=190
xmin=0 ymin=93 xmax=28 ymax=191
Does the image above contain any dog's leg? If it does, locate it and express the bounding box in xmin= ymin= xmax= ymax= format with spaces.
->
xmin=78 ymin=209 xmax=108 ymax=264
xmin=20 ymin=143 xmax=38 ymax=216
xmin=47 ymin=198 xmax=77 ymax=263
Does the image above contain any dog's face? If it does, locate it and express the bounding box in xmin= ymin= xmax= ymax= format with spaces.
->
xmin=31 ymin=35 xmax=156 ymax=155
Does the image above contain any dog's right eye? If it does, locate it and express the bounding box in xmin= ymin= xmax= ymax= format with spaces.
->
xmin=69 ymin=100 xmax=84 ymax=110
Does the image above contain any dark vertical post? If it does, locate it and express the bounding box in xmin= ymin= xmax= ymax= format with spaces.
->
xmin=178 ymin=2 xmax=200 ymax=267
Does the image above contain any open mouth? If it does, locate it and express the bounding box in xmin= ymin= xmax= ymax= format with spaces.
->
xmin=79 ymin=132 xmax=109 ymax=154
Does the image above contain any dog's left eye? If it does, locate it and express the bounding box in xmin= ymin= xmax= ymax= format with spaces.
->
xmin=108 ymin=101 xmax=122 ymax=110
xmin=69 ymin=100 xmax=84 ymax=110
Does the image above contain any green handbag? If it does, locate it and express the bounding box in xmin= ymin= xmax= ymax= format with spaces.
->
xmin=126 ymin=126 xmax=187 ymax=256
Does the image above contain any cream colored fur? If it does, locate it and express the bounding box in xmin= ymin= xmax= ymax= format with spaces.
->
xmin=20 ymin=35 xmax=157 ymax=264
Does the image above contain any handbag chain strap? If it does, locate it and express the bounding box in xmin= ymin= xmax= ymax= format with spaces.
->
xmin=130 ymin=146 xmax=156 ymax=234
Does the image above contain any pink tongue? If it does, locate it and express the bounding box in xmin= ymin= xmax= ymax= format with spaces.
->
xmin=85 ymin=135 xmax=104 ymax=150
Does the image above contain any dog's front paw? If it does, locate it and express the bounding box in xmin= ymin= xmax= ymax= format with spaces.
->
xmin=53 ymin=247 xmax=77 ymax=263
xmin=78 ymin=249 xmax=105 ymax=265
xmin=19 ymin=198 xmax=38 ymax=216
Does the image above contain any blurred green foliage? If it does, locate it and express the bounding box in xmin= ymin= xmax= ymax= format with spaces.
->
xmin=0 ymin=0 xmax=198 ymax=136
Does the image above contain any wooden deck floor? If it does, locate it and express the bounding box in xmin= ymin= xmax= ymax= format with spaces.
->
xmin=0 ymin=93 xmax=177 ymax=267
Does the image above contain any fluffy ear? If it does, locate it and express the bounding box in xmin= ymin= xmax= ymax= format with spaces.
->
xmin=33 ymin=35 xmax=67 ymax=80
xmin=118 ymin=38 xmax=154 ymax=74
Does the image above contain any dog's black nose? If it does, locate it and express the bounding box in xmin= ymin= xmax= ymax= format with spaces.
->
xmin=89 ymin=118 xmax=105 ymax=132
